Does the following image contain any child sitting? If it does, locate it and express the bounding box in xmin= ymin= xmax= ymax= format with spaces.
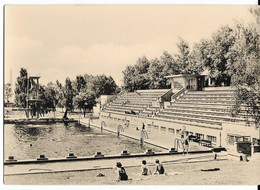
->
xmin=115 ymin=162 xmax=128 ymax=181
xmin=154 ymin=159 xmax=165 ymax=175
xmin=141 ymin=160 xmax=152 ymax=176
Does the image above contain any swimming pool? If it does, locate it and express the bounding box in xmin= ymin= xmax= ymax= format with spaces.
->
xmin=4 ymin=122 xmax=162 ymax=161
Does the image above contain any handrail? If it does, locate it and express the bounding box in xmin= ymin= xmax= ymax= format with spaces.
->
xmin=171 ymin=88 xmax=186 ymax=103
xmin=158 ymin=88 xmax=173 ymax=102
xmin=102 ymin=90 xmax=126 ymax=109
xmin=160 ymin=88 xmax=173 ymax=98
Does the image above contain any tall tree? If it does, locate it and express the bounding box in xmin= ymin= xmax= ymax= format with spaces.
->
xmin=73 ymin=89 xmax=96 ymax=115
xmin=55 ymin=80 xmax=66 ymax=111
xmin=44 ymin=82 xmax=58 ymax=109
xmin=89 ymin=74 xmax=118 ymax=97
xmin=148 ymin=58 xmax=168 ymax=89
xmin=14 ymin=68 xmax=28 ymax=107
xmin=175 ymin=38 xmax=192 ymax=74
xmin=228 ymin=18 xmax=260 ymax=128
xmin=4 ymin=83 xmax=13 ymax=103
xmin=175 ymin=38 xmax=203 ymax=75
xmin=160 ymin=51 xmax=179 ymax=76
xmin=195 ymin=26 xmax=236 ymax=86
xmin=75 ymin=75 xmax=87 ymax=93
xmin=64 ymin=78 xmax=74 ymax=110
xmin=250 ymin=7 xmax=260 ymax=26
xmin=122 ymin=65 xmax=136 ymax=91
xmin=122 ymin=56 xmax=151 ymax=91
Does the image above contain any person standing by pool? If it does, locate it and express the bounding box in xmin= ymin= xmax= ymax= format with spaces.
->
xmin=124 ymin=120 xmax=130 ymax=129
xmin=183 ymin=136 xmax=190 ymax=155
xmin=142 ymin=122 xmax=145 ymax=130
xmin=141 ymin=122 xmax=148 ymax=139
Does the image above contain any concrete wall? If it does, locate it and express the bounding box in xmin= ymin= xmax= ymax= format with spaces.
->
xmin=161 ymin=89 xmax=174 ymax=102
xmin=203 ymin=86 xmax=233 ymax=91
xmin=100 ymin=95 xmax=114 ymax=106
xmin=169 ymin=76 xmax=198 ymax=91
xmin=100 ymin=112 xmax=223 ymax=147
xmin=169 ymin=77 xmax=185 ymax=89
xmin=93 ymin=103 xmax=101 ymax=117
xmin=222 ymin=122 xmax=259 ymax=149
xmin=100 ymin=111 xmax=259 ymax=150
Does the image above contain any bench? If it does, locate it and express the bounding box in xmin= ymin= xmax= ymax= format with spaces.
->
xmin=200 ymin=139 xmax=212 ymax=147
xmin=189 ymin=135 xmax=200 ymax=142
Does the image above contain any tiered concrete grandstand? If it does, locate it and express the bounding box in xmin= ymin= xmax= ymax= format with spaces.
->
xmin=103 ymin=89 xmax=170 ymax=115
xmin=100 ymin=74 xmax=259 ymax=151
xmin=156 ymin=88 xmax=250 ymax=126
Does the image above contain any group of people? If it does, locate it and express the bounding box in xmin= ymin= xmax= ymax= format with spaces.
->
xmin=115 ymin=159 xmax=165 ymax=181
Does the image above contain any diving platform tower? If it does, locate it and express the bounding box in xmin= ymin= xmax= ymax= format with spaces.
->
xmin=25 ymin=76 xmax=42 ymax=119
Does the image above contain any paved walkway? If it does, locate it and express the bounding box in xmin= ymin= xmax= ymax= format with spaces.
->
xmin=80 ymin=118 xmax=210 ymax=152
xmin=5 ymin=152 xmax=222 ymax=176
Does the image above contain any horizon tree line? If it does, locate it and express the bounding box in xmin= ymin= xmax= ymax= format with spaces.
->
xmin=13 ymin=68 xmax=119 ymax=113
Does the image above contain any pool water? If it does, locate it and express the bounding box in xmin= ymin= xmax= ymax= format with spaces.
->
xmin=4 ymin=122 xmax=162 ymax=161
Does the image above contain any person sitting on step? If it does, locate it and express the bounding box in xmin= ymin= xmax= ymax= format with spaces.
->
xmin=154 ymin=159 xmax=165 ymax=175
xmin=115 ymin=162 xmax=128 ymax=181
xmin=141 ymin=160 xmax=152 ymax=176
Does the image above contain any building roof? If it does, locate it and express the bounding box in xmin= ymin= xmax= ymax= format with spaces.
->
xmin=201 ymin=69 xmax=210 ymax=76
xmin=165 ymin=74 xmax=206 ymax=79
xmin=29 ymin=76 xmax=41 ymax=79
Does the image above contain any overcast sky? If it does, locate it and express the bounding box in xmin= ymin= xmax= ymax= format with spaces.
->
xmin=4 ymin=5 xmax=255 ymax=87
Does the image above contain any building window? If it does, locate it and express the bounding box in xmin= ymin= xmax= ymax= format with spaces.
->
xmin=227 ymin=135 xmax=236 ymax=145
xmin=243 ymin=136 xmax=250 ymax=142
xmin=160 ymin=126 xmax=166 ymax=132
xmin=195 ymin=133 xmax=204 ymax=140
xmin=147 ymin=124 xmax=151 ymax=129
xmin=168 ymin=128 xmax=175 ymax=134
xmin=153 ymin=125 xmax=159 ymax=130
xmin=207 ymin=135 xmax=217 ymax=143
xmin=187 ymin=78 xmax=196 ymax=90
xmin=235 ymin=136 xmax=243 ymax=142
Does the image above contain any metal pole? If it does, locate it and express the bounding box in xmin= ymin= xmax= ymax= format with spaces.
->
xmin=36 ymin=78 xmax=39 ymax=119
xmin=26 ymin=77 xmax=29 ymax=118
xmin=220 ymin=132 xmax=222 ymax=147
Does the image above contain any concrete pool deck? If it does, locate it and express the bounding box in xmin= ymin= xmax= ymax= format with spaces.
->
xmin=4 ymin=151 xmax=222 ymax=176
xmin=6 ymin=152 xmax=260 ymax=185
xmin=80 ymin=118 xmax=211 ymax=152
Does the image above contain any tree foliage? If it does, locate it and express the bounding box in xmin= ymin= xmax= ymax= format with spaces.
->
xmin=43 ymin=82 xmax=58 ymax=109
xmin=73 ymin=89 xmax=96 ymax=111
xmin=122 ymin=56 xmax=151 ymax=91
xmin=88 ymin=74 xmax=118 ymax=98
xmin=55 ymin=80 xmax=66 ymax=110
xmin=4 ymin=83 xmax=12 ymax=103
xmin=14 ymin=68 xmax=28 ymax=107
xmin=64 ymin=78 xmax=74 ymax=110
xmin=228 ymin=20 xmax=260 ymax=128
xmin=121 ymin=7 xmax=260 ymax=128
